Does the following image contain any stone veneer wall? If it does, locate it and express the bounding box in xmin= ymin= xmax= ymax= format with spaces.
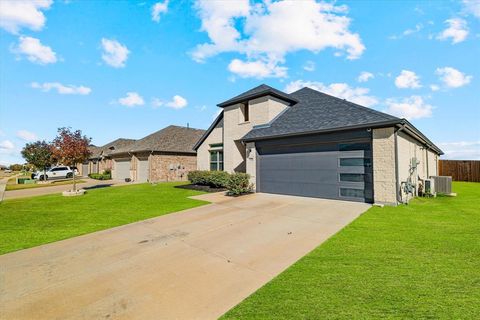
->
xmin=149 ymin=153 xmax=197 ymax=182
xmin=372 ymin=127 xmax=397 ymax=205
xmin=245 ymin=142 xmax=257 ymax=189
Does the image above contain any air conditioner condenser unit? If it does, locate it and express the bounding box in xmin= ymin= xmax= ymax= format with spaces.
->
xmin=424 ymin=179 xmax=435 ymax=196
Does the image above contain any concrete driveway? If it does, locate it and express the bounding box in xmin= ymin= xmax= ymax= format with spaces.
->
xmin=0 ymin=192 xmax=369 ymax=319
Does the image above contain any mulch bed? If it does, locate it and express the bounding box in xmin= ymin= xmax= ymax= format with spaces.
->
xmin=175 ymin=184 xmax=227 ymax=193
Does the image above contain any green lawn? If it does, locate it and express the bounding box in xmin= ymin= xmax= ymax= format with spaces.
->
xmin=5 ymin=179 xmax=87 ymax=191
xmin=0 ymin=182 xmax=208 ymax=255
xmin=222 ymin=182 xmax=480 ymax=319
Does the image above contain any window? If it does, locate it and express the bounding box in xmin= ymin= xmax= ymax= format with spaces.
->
xmin=242 ymin=102 xmax=249 ymax=122
xmin=210 ymin=150 xmax=224 ymax=171
xmin=340 ymin=158 xmax=371 ymax=167
xmin=340 ymin=188 xmax=364 ymax=198
xmin=339 ymin=173 xmax=365 ymax=182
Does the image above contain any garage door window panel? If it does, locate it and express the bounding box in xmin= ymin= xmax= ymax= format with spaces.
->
xmin=339 ymin=173 xmax=366 ymax=182
xmin=340 ymin=188 xmax=365 ymax=198
xmin=340 ymin=158 xmax=372 ymax=167
xmin=339 ymin=142 xmax=371 ymax=151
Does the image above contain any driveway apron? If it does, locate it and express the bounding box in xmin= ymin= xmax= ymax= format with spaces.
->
xmin=0 ymin=193 xmax=369 ymax=319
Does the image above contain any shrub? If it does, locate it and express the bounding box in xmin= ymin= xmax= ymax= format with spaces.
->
xmin=188 ymin=170 xmax=210 ymax=185
xmin=188 ymin=170 xmax=230 ymax=188
xmin=208 ymin=171 xmax=230 ymax=188
xmin=88 ymin=173 xmax=111 ymax=180
xmin=227 ymin=173 xmax=253 ymax=196
xmin=103 ymin=169 xmax=111 ymax=175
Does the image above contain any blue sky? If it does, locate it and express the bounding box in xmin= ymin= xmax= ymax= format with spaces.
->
xmin=0 ymin=0 xmax=479 ymax=165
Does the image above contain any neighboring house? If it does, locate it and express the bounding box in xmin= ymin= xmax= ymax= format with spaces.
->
xmin=194 ymin=84 xmax=443 ymax=205
xmin=79 ymin=139 xmax=136 ymax=176
xmin=109 ymin=125 xmax=205 ymax=182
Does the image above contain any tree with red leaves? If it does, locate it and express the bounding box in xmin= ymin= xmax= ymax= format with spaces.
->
xmin=51 ymin=127 xmax=91 ymax=192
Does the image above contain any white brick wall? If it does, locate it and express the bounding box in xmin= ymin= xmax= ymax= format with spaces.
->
xmin=245 ymin=142 xmax=256 ymax=189
xmin=222 ymin=96 xmax=289 ymax=173
xmin=197 ymin=118 xmax=223 ymax=170
xmin=372 ymin=128 xmax=397 ymax=205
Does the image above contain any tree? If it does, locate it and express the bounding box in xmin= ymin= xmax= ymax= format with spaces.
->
xmin=51 ymin=127 xmax=91 ymax=192
xmin=9 ymin=164 xmax=23 ymax=171
xmin=21 ymin=141 xmax=53 ymax=181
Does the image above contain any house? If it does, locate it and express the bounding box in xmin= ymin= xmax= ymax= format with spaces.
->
xmin=109 ymin=125 xmax=205 ymax=182
xmin=80 ymin=139 xmax=136 ymax=176
xmin=194 ymin=84 xmax=443 ymax=205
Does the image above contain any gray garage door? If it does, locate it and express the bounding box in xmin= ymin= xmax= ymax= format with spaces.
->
xmin=113 ymin=159 xmax=130 ymax=181
xmin=82 ymin=164 xmax=89 ymax=176
xmin=256 ymin=131 xmax=373 ymax=203
xmin=136 ymin=159 xmax=149 ymax=182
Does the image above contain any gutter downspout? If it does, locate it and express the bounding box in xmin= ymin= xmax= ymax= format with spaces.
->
xmin=394 ymin=123 xmax=406 ymax=205
xmin=425 ymin=145 xmax=430 ymax=178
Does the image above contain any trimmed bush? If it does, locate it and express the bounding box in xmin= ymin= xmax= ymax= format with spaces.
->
xmin=227 ymin=173 xmax=253 ymax=196
xmin=208 ymin=171 xmax=230 ymax=188
xmin=188 ymin=170 xmax=210 ymax=185
xmin=88 ymin=173 xmax=111 ymax=180
xmin=188 ymin=170 xmax=230 ymax=188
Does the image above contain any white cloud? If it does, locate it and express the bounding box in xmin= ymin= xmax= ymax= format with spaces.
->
xmin=152 ymin=1 xmax=169 ymax=22
xmin=118 ymin=92 xmax=144 ymax=107
xmin=0 ymin=0 xmax=53 ymax=34
xmin=192 ymin=0 xmax=364 ymax=78
xmin=385 ymin=96 xmax=433 ymax=120
xmin=101 ymin=38 xmax=129 ymax=68
xmin=403 ymin=23 xmax=423 ymax=36
xmin=228 ymin=58 xmax=287 ymax=78
xmin=16 ymin=130 xmax=37 ymax=142
xmin=166 ymin=95 xmax=188 ymax=109
xmin=12 ymin=36 xmax=57 ymax=64
xmin=303 ymin=60 xmax=315 ymax=72
xmin=151 ymin=97 xmax=163 ymax=108
xmin=437 ymin=18 xmax=468 ymax=44
xmin=285 ymin=80 xmax=378 ymax=107
xmin=435 ymin=67 xmax=472 ymax=88
xmin=438 ymin=141 xmax=480 ymax=160
xmin=357 ymin=71 xmax=374 ymax=83
xmin=430 ymin=84 xmax=440 ymax=91
xmin=31 ymin=82 xmax=91 ymax=95
xmin=462 ymin=0 xmax=480 ymax=19
xmin=395 ymin=70 xmax=422 ymax=89
xmin=152 ymin=95 xmax=188 ymax=109
xmin=389 ymin=23 xmax=423 ymax=39
xmin=0 ymin=140 xmax=15 ymax=151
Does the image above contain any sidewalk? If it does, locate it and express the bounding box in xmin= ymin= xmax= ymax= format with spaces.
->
xmin=3 ymin=178 xmax=135 ymax=200
xmin=0 ymin=177 xmax=8 ymax=202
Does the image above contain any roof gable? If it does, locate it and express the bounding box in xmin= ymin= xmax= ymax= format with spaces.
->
xmin=217 ymin=84 xmax=298 ymax=108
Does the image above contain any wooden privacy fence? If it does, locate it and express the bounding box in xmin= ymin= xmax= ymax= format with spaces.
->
xmin=439 ymin=160 xmax=480 ymax=182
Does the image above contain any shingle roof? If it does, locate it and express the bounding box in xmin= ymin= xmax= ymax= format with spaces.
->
xmin=88 ymin=145 xmax=101 ymax=158
xmin=102 ymin=138 xmax=137 ymax=156
xmin=242 ymin=87 xmax=401 ymax=141
xmin=112 ymin=125 xmax=205 ymax=155
xmin=217 ymin=84 xmax=298 ymax=108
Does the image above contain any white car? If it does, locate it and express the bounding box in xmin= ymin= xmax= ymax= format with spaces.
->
xmin=32 ymin=166 xmax=78 ymax=180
